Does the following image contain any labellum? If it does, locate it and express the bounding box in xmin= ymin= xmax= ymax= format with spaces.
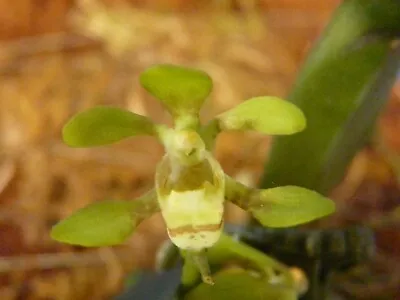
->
xmin=155 ymin=130 xmax=226 ymax=284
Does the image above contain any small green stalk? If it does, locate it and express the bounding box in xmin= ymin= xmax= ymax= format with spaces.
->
xmin=177 ymin=233 xmax=295 ymax=292
xmin=188 ymin=250 xmax=214 ymax=285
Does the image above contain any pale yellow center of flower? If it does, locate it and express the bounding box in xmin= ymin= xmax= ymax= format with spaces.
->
xmin=168 ymin=130 xmax=206 ymax=164
xmin=155 ymin=150 xmax=225 ymax=251
xmin=161 ymin=189 xmax=224 ymax=250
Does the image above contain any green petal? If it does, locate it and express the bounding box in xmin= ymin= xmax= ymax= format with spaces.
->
xmin=51 ymin=190 xmax=159 ymax=247
xmin=184 ymin=270 xmax=297 ymax=300
xmin=51 ymin=201 xmax=137 ymax=247
xmin=139 ymin=64 xmax=213 ymax=116
xmin=250 ymin=186 xmax=335 ymax=228
xmin=216 ymin=96 xmax=306 ymax=135
xmin=62 ymin=106 xmax=158 ymax=147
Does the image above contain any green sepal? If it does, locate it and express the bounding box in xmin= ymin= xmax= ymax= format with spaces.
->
xmin=62 ymin=106 xmax=159 ymax=147
xmin=216 ymin=96 xmax=306 ymax=135
xmin=139 ymin=64 xmax=213 ymax=117
xmin=51 ymin=189 xmax=159 ymax=247
xmin=250 ymin=186 xmax=336 ymax=228
xmin=50 ymin=200 xmax=136 ymax=247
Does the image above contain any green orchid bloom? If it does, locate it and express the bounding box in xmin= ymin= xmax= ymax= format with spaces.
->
xmin=51 ymin=64 xmax=335 ymax=285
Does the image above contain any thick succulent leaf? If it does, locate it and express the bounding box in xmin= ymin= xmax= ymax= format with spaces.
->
xmin=184 ymin=270 xmax=297 ymax=300
xmin=216 ymin=96 xmax=306 ymax=135
xmin=62 ymin=106 xmax=158 ymax=147
xmin=249 ymin=186 xmax=335 ymax=228
xmin=51 ymin=200 xmax=136 ymax=247
xmin=139 ymin=64 xmax=213 ymax=116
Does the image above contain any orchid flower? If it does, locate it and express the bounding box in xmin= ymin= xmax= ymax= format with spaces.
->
xmin=51 ymin=64 xmax=335 ymax=284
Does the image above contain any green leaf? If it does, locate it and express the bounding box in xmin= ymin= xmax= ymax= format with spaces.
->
xmin=62 ymin=106 xmax=158 ymax=147
xmin=259 ymin=0 xmax=400 ymax=194
xmin=184 ymin=270 xmax=297 ymax=300
xmin=250 ymin=186 xmax=335 ymax=228
xmin=139 ymin=64 xmax=213 ymax=116
xmin=51 ymin=200 xmax=136 ymax=247
xmin=216 ymin=96 xmax=306 ymax=135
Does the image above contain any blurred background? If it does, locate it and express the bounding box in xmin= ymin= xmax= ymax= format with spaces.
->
xmin=0 ymin=0 xmax=399 ymax=299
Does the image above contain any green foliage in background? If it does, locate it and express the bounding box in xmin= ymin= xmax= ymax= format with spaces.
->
xmin=260 ymin=0 xmax=400 ymax=195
